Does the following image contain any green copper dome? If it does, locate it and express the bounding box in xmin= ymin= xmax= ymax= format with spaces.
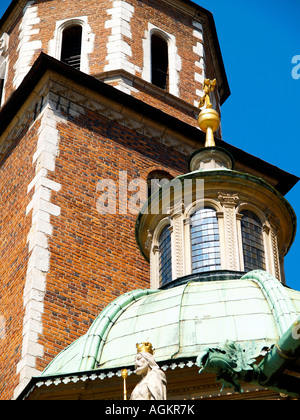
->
xmin=41 ymin=271 xmax=300 ymax=377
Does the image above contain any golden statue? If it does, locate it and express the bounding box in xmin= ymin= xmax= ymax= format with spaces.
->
xmin=197 ymin=78 xmax=220 ymax=148
xmin=198 ymin=78 xmax=217 ymax=110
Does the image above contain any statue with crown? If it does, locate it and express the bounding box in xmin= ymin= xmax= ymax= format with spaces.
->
xmin=124 ymin=342 xmax=167 ymax=400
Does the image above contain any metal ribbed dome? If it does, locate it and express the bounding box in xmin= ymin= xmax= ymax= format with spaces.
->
xmin=42 ymin=270 xmax=300 ymax=377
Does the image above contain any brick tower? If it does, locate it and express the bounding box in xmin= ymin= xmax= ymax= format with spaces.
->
xmin=0 ymin=0 xmax=231 ymax=399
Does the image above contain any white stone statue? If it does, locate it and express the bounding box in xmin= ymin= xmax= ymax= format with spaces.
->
xmin=130 ymin=342 xmax=167 ymax=400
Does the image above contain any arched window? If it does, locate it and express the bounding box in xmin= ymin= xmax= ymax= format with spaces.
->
xmin=191 ymin=207 xmax=221 ymax=273
xmin=159 ymin=225 xmax=172 ymax=286
xmin=241 ymin=210 xmax=266 ymax=271
xmin=151 ymin=34 xmax=169 ymax=90
xmin=61 ymin=25 xmax=82 ymax=70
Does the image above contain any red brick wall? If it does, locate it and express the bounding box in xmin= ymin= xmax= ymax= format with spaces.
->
xmin=0 ymin=121 xmax=38 ymax=400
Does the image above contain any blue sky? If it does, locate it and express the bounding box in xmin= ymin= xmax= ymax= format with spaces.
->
xmin=0 ymin=0 xmax=299 ymax=289
xmin=195 ymin=0 xmax=300 ymax=290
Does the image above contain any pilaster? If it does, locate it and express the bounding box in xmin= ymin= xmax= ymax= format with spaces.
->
xmin=218 ymin=193 xmax=240 ymax=271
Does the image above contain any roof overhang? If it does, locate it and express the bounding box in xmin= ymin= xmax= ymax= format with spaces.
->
xmin=18 ymin=357 xmax=294 ymax=400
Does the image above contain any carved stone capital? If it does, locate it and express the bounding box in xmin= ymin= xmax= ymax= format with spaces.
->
xmin=167 ymin=201 xmax=185 ymax=219
xmin=152 ymin=245 xmax=159 ymax=255
xmin=183 ymin=216 xmax=192 ymax=226
xmin=266 ymin=211 xmax=280 ymax=230
xmin=218 ymin=192 xmax=239 ymax=208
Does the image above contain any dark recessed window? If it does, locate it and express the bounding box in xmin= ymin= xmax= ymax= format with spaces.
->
xmin=191 ymin=207 xmax=221 ymax=274
xmin=61 ymin=25 xmax=83 ymax=70
xmin=0 ymin=78 xmax=4 ymax=105
xmin=241 ymin=210 xmax=266 ymax=272
xmin=151 ymin=34 xmax=169 ymax=90
xmin=159 ymin=225 xmax=172 ymax=286
xmin=0 ymin=61 xmax=7 ymax=106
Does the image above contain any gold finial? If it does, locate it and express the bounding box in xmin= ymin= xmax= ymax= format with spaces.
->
xmin=197 ymin=79 xmax=220 ymax=148
xmin=121 ymin=369 xmax=128 ymax=400
xmin=136 ymin=342 xmax=154 ymax=355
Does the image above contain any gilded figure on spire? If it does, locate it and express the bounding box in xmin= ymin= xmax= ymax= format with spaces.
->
xmin=198 ymin=78 xmax=217 ymax=109
xmin=197 ymin=78 xmax=220 ymax=147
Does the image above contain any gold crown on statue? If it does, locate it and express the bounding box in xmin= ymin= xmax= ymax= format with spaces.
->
xmin=136 ymin=342 xmax=154 ymax=355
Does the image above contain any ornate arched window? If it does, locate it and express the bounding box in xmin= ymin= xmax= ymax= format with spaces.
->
xmin=191 ymin=207 xmax=221 ymax=273
xmin=151 ymin=34 xmax=169 ymax=90
xmin=241 ymin=210 xmax=266 ymax=271
xmin=61 ymin=25 xmax=83 ymax=70
xmin=159 ymin=225 xmax=172 ymax=286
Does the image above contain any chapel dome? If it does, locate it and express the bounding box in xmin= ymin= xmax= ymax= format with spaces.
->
xmin=41 ymin=270 xmax=300 ymax=377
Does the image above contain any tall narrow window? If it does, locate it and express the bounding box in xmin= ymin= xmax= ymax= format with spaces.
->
xmin=159 ymin=225 xmax=172 ymax=286
xmin=61 ymin=25 xmax=82 ymax=70
xmin=0 ymin=60 xmax=7 ymax=106
xmin=241 ymin=210 xmax=266 ymax=271
xmin=191 ymin=207 xmax=221 ymax=274
xmin=0 ymin=78 xmax=4 ymax=105
xmin=151 ymin=34 xmax=169 ymax=90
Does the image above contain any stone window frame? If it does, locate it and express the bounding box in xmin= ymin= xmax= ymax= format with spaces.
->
xmin=190 ymin=206 xmax=222 ymax=274
xmin=142 ymin=23 xmax=181 ymax=97
xmin=184 ymin=198 xmax=224 ymax=276
xmin=158 ymin=223 xmax=173 ymax=287
xmin=48 ymin=16 xmax=94 ymax=75
xmin=0 ymin=59 xmax=7 ymax=107
xmin=0 ymin=33 xmax=9 ymax=106
xmin=239 ymin=209 xmax=266 ymax=272
xmin=237 ymin=203 xmax=280 ymax=280
xmin=150 ymin=217 xmax=173 ymax=289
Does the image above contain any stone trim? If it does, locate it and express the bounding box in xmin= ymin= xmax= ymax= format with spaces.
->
xmin=48 ymin=16 xmax=95 ymax=75
xmin=105 ymin=0 xmax=139 ymax=87
xmin=192 ymin=20 xmax=205 ymax=107
xmin=14 ymin=104 xmax=65 ymax=399
xmin=13 ymin=1 xmax=41 ymax=89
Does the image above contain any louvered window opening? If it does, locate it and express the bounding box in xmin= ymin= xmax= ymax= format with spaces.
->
xmin=151 ymin=34 xmax=169 ymax=90
xmin=241 ymin=210 xmax=266 ymax=271
xmin=191 ymin=207 xmax=221 ymax=274
xmin=61 ymin=25 xmax=82 ymax=71
xmin=159 ymin=225 xmax=172 ymax=286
